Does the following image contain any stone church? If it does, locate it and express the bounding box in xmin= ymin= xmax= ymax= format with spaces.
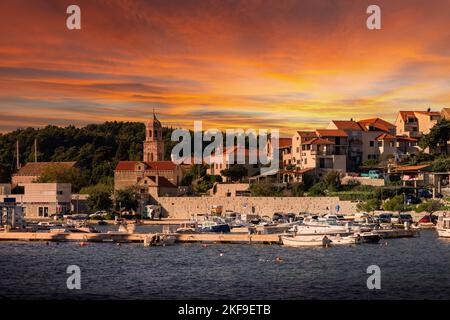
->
xmin=114 ymin=112 xmax=183 ymax=199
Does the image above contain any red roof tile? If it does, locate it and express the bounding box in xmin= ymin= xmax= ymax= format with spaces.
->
xmin=331 ymin=120 xmax=364 ymax=131
xmin=115 ymin=161 xmax=177 ymax=171
xmin=303 ymin=138 xmax=335 ymax=145
xmin=398 ymin=111 xmax=417 ymax=122
xmin=358 ymin=118 xmax=395 ymax=132
xmin=396 ymin=136 xmax=418 ymax=142
xmin=278 ymin=138 xmax=292 ymax=148
xmin=375 ymin=133 xmax=396 ymax=141
xmin=146 ymin=176 xmax=177 ymax=188
xmin=316 ymin=129 xmax=348 ymax=137
xmin=395 ymin=165 xmax=431 ymax=172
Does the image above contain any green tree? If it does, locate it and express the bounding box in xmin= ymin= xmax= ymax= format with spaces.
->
xmin=290 ymin=182 xmax=306 ymax=197
xmin=357 ymin=198 xmax=381 ymax=213
xmin=323 ymin=171 xmax=341 ymax=192
xmin=35 ymin=166 xmax=87 ymax=193
xmin=414 ymin=200 xmax=443 ymax=213
xmin=195 ymin=175 xmax=222 ymax=194
xmin=383 ymin=195 xmax=406 ymax=212
xmin=250 ymin=183 xmax=283 ymax=197
xmin=115 ymin=187 xmax=139 ymax=212
xmin=419 ymin=119 xmax=450 ymax=154
xmin=86 ymin=189 xmax=113 ymax=212
xmin=220 ymin=165 xmax=248 ymax=182
xmin=432 ymin=157 xmax=450 ymax=172
xmin=307 ymin=182 xmax=326 ymax=196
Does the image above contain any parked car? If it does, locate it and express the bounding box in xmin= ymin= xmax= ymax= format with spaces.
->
xmin=361 ymin=170 xmax=382 ymax=179
xmin=405 ymin=194 xmax=421 ymax=205
xmin=272 ymin=213 xmax=284 ymax=222
xmin=418 ymin=189 xmax=432 ymax=199
xmin=400 ymin=214 xmax=413 ymax=224
xmin=377 ymin=213 xmax=392 ymax=223
xmin=390 ymin=213 xmax=401 ymax=224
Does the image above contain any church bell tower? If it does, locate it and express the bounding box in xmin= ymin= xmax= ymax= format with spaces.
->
xmin=143 ymin=111 xmax=164 ymax=162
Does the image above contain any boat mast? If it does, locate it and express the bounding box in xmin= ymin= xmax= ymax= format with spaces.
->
xmin=16 ymin=140 xmax=21 ymax=170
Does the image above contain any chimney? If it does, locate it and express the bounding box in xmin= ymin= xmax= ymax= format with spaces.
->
xmin=427 ymin=107 xmax=431 ymax=112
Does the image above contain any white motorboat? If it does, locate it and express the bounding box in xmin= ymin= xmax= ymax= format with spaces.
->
xmin=281 ymin=235 xmax=332 ymax=247
xmin=327 ymin=234 xmax=362 ymax=245
xmin=292 ymin=223 xmax=350 ymax=235
xmin=436 ymin=216 xmax=450 ymax=238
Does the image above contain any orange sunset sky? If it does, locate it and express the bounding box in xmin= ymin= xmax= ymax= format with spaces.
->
xmin=0 ymin=0 xmax=449 ymax=135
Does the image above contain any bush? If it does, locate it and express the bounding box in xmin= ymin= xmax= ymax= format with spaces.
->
xmin=323 ymin=171 xmax=341 ymax=192
xmin=414 ymin=200 xmax=443 ymax=213
xmin=383 ymin=195 xmax=405 ymax=212
xmin=357 ymin=198 xmax=381 ymax=212
xmin=250 ymin=183 xmax=283 ymax=197
xmin=307 ymin=182 xmax=326 ymax=196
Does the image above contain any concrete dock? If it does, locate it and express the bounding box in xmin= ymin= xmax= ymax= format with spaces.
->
xmin=0 ymin=231 xmax=282 ymax=244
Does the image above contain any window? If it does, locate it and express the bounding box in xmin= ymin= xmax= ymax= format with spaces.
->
xmin=369 ymin=141 xmax=375 ymax=147
xmin=304 ymin=159 xmax=307 ymax=164
xmin=378 ymin=141 xmax=382 ymax=147
xmin=38 ymin=207 xmax=49 ymax=217
xmin=296 ymin=147 xmax=300 ymax=152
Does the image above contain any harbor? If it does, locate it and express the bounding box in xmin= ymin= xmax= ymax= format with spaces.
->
xmin=0 ymin=228 xmax=449 ymax=300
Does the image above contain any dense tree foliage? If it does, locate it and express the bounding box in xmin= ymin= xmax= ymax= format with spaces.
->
xmin=220 ymin=165 xmax=248 ymax=182
xmin=419 ymin=119 xmax=450 ymax=154
xmin=356 ymin=198 xmax=381 ymax=213
xmin=114 ymin=186 xmax=140 ymax=212
xmin=383 ymin=194 xmax=405 ymax=212
xmin=35 ymin=166 xmax=87 ymax=193
xmin=0 ymin=122 xmax=176 ymax=189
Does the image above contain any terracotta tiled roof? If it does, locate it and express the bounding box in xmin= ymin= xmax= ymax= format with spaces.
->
xmin=358 ymin=118 xmax=395 ymax=132
xmin=396 ymin=136 xmax=418 ymax=142
xmin=331 ymin=120 xmax=364 ymax=131
xmin=115 ymin=161 xmax=177 ymax=171
xmin=375 ymin=133 xmax=396 ymax=141
xmin=395 ymin=165 xmax=431 ymax=172
xmin=316 ymin=129 xmax=348 ymax=137
xmin=146 ymin=176 xmax=176 ymax=188
xmin=414 ymin=111 xmax=441 ymax=117
xmin=303 ymin=138 xmax=335 ymax=145
xmin=296 ymin=131 xmax=317 ymax=139
xmin=399 ymin=111 xmax=417 ymax=122
xmin=14 ymin=162 xmax=76 ymax=176
xmin=278 ymin=138 xmax=292 ymax=148
xmin=279 ymin=168 xmax=314 ymax=174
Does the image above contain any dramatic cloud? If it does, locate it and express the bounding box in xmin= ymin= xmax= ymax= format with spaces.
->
xmin=0 ymin=0 xmax=449 ymax=133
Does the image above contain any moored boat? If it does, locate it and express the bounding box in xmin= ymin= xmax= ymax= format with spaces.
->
xmin=281 ymin=235 xmax=332 ymax=247
xmin=328 ymin=234 xmax=362 ymax=245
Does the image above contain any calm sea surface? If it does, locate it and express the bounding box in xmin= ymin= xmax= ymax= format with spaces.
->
xmin=0 ymin=229 xmax=449 ymax=300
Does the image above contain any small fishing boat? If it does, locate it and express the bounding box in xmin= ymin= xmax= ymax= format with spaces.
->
xmin=358 ymin=232 xmax=382 ymax=243
xmin=281 ymin=235 xmax=332 ymax=247
xmin=176 ymin=222 xmax=198 ymax=234
xmin=327 ymin=234 xmax=362 ymax=245
xmin=143 ymin=234 xmax=177 ymax=247
xmin=437 ymin=216 xmax=450 ymax=238
xmin=198 ymin=216 xmax=231 ymax=233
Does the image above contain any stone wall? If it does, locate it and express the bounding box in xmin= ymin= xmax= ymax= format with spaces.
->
xmin=342 ymin=176 xmax=385 ymax=187
xmin=156 ymin=196 xmax=357 ymax=219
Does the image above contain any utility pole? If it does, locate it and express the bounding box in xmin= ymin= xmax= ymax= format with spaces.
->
xmin=34 ymin=138 xmax=38 ymax=163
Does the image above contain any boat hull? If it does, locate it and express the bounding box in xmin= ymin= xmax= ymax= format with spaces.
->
xmin=199 ymin=224 xmax=231 ymax=233
xmin=437 ymin=228 xmax=450 ymax=238
xmin=281 ymin=235 xmax=331 ymax=247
